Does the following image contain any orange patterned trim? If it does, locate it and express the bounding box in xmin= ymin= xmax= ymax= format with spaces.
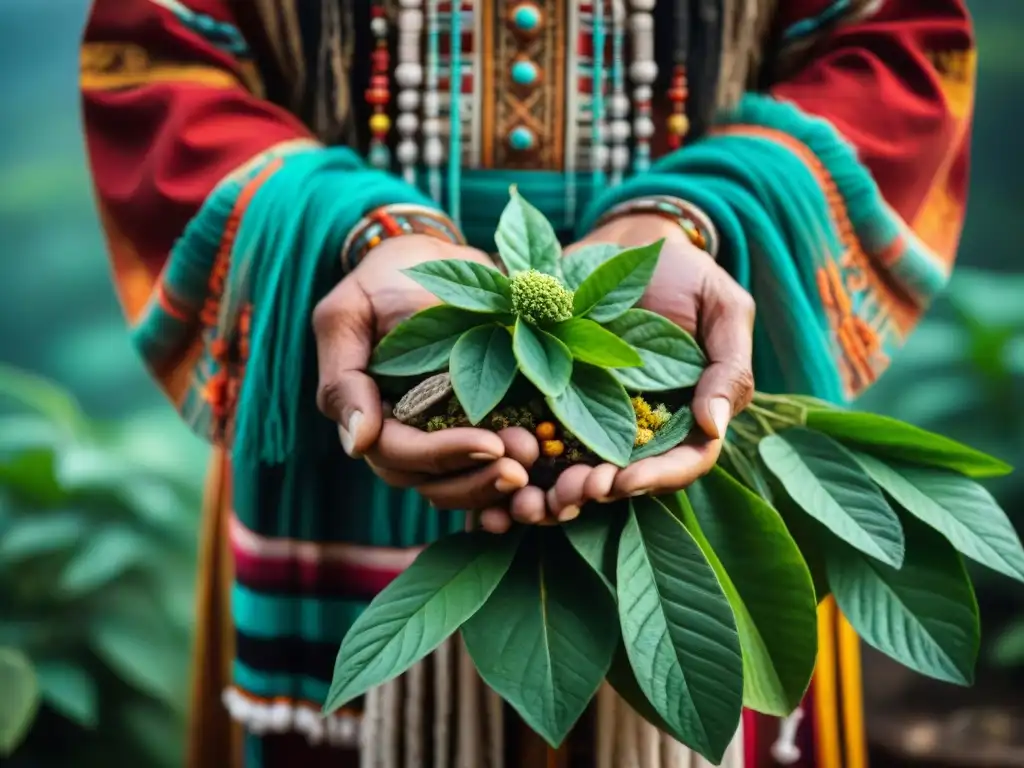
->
xmin=81 ymin=42 xmax=252 ymax=92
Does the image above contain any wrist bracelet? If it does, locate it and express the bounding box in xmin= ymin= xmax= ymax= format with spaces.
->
xmin=341 ymin=204 xmax=465 ymax=272
xmin=596 ymin=195 xmax=720 ymax=258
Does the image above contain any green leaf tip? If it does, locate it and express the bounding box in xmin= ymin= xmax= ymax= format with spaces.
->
xmin=510 ymin=270 xmax=575 ymax=325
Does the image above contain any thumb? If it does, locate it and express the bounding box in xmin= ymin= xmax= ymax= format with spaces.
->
xmin=312 ymin=278 xmax=383 ymax=458
xmin=692 ymin=359 xmax=755 ymax=440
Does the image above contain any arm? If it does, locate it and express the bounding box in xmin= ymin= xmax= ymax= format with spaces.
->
xmin=582 ymin=0 xmax=974 ymax=402
xmin=82 ymin=0 xmax=447 ymax=446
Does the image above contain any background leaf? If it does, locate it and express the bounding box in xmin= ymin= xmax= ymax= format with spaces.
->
xmin=826 ymin=514 xmax=980 ymax=686
xmin=760 ymin=428 xmax=905 ymax=567
xmin=549 ymin=317 xmax=642 ymax=368
xmin=572 ymin=241 xmax=662 ymax=323
xmin=494 ymin=188 xmax=562 ymax=275
xmin=0 ymin=647 xmax=39 ymax=757
xmin=325 ymin=530 xmax=521 ymax=711
xmin=805 ymin=408 xmax=1012 ymax=478
xmin=561 ymin=243 xmax=620 ymax=289
xmin=462 ymin=530 xmax=617 ymax=747
xmin=450 ymin=325 xmax=518 ymax=424
xmin=34 ymin=661 xmax=98 ymax=729
xmin=616 ymin=497 xmax=743 ymax=762
xmin=561 ymin=506 xmax=625 ymax=594
xmin=854 ymin=452 xmax=1024 ymax=584
xmin=682 ymin=470 xmax=818 ymax=715
xmin=546 ymin=365 xmax=636 ymax=467
xmin=512 ymin=319 xmax=572 ymax=398
xmin=403 ymin=260 xmax=512 ymax=312
xmin=370 ymin=306 xmax=497 ymax=376
xmin=605 ymin=309 xmax=706 ymax=391
xmin=629 ymin=407 xmax=694 ymax=462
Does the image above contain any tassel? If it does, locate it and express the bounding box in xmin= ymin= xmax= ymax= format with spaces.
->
xmin=638 ymin=716 xmax=661 ymax=768
xmin=362 ymin=685 xmax=382 ymax=768
xmin=456 ymin=641 xmax=482 ymax=768
xmin=772 ymin=708 xmax=805 ymax=765
xmin=660 ymin=733 xmax=689 ymax=768
xmin=405 ymin=661 xmax=426 ymax=768
xmin=595 ymin=685 xmax=616 ymax=768
xmin=382 ymin=678 xmax=400 ymax=768
xmin=434 ymin=638 xmax=454 ymax=768
xmin=486 ymin=688 xmax=504 ymax=768
xmin=616 ymin=697 xmax=641 ymax=768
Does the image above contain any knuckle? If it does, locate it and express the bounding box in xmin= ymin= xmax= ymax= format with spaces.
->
xmin=315 ymin=379 xmax=345 ymax=418
xmin=731 ymin=366 xmax=756 ymax=403
xmin=311 ymin=296 xmax=339 ymax=335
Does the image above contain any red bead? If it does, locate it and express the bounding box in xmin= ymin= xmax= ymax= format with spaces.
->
xmin=371 ymin=49 xmax=390 ymax=71
xmin=365 ymin=88 xmax=390 ymax=105
xmin=371 ymin=5 xmax=386 ymax=17
xmin=370 ymin=74 xmax=389 ymax=89
xmin=667 ymin=135 xmax=682 ymax=150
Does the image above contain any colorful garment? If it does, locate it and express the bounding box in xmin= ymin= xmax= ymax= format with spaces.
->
xmin=81 ymin=1 xmax=975 ymax=766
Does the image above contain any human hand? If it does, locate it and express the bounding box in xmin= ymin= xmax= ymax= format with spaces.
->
xmin=313 ymin=234 xmax=543 ymax=513
xmin=541 ymin=213 xmax=756 ymax=514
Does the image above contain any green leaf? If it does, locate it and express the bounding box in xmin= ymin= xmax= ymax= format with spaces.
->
xmin=760 ymin=428 xmax=905 ymax=567
xmin=572 ymin=241 xmax=662 ymax=323
xmin=370 ymin=305 xmax=500 ymax=376
xmin=0 ymin=647 xmax=39 ymax=757
xmin=549 ymin=317 xmax=642 ymax=368
xmin=561 ymin=243 xmax=620 ymax=290
xmin=991 ymin=621 xmax=1024 ymax=668
xmin=605 ymin=644 xmax=674 ymax=734
xmin=494 ymin=187 xmax=562 ymax=275
xmin=826 ymin=514 xmax=980 ymax=686
xmin=805 ymin=408 xmax=1012 ymax=478
xmin=512 ymin=319 xmax=573 ymax=398
xmin=720 ymin=441 xmax=775 ymax=504
xmin=546 ymin=364 xmax=636 ymax=467
xmin=604 ymin=309 xmax=706 ymax=391
xmin=60 ymin=527 xmax=149 ymax=596
xmin=561 ymin=505 xmax=625 ymax=594
xmin=450 ymin=325 xmax=518 ymax=424
xmin=616 ymin=497 xmax=743 ymax=762
xmin=629 ymin=407 xmax=694 ymax=462
xmin=403 ymin=260 xmax=513 ymax=312
xmin=0 ymin=513 xmax=88 ymax=564
xmin=853 ymin=452 xmax=1024 ymax=584
xmin=462 ymin=530 xmax=617 ymax=748
xmin=325 ymin=530 xmax=521 ymax=713
xmin=682 ymin=468 xmax=818 ymax=715
xmin=35 ymin=661 xmax=98 ymax=729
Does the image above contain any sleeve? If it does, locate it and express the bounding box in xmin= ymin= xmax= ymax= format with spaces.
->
xmin=580 ymin=0 xmax=974 ymax=403
xmin=82 ymin=0 xmax=443 ymax=446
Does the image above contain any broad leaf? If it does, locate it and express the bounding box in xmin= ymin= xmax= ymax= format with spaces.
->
xmin=562 ymin=243 xmax=620 ymax=289
xmin=617 ymin=497 xmax=743 ymax=762
xmin=854 ymin=452 xmax=1024 ymax=584
xmin=60 ymin=527 xmax=149 ymax=596
xmin=325 ymin=530 xmax=521 ymax=712
xmin=0 ymin=647 xmax=39 ymax=757
xmin=682 ymin=469 xmax=818 ymax=715
xmin=370 ymin=306 xmax=499 ymax=376
xmin=462 ymin=530 xmax=617 ymax=747
xmin=0 ymin=513 xmax=88 ymax=563
xmin=826 ymin=515 xmax=980 ymax=685
xmin=35 ymin=661 xmax=98 ymax=729
xmin=512 ymin=319 xmax=573 ymax=398
xmin=572 ymin=241 xmax=662 ymax=323
xmin=549 ymin=317 xmax=643 ymax=368
xmin=629 ymin=407 xmax=694 ymax=462
xmin=720 ymin=441 xmax=775 ymax=504
xmin=561 ymin=505 xmax=625 ymax=594
xmin=403 ymin=259 xmax=513 ymax=312
xmin=760 ymin=428 xmax=904 ymax=567
xmin=546 ymin=364 xmax=636 ymax=467
xmin=450 ymin=325 xmax=518 ymax=424
xmin=605 ymin=309 xmax=706 ymax=391
xmin=494 ymin=187 xmax=562 ymax=275
xmin=605 ymin=644 xmax=674 ymax=734
xmin=805 ymin=408 xmax=1012 ymax=478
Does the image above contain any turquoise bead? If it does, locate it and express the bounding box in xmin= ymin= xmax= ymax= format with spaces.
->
xmin=509 ymin=126 xmax=535 ymax=151
xmin=368 ymin=143 xmax=392 ymax=168
xmin=511 ymin=4 xmax=541 ymax=32
xmin=511 ymin=60 xmax=539 ymax=86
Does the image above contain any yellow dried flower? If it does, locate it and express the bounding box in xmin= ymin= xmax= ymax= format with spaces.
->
xmin=635 ymin=427 xmax=654 ymax=447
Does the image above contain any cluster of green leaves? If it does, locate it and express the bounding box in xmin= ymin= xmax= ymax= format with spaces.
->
xmin=324 ymin=394 xmax=1022 ymax=761
xmin=0 ymin=367 xmax=199 ymax=767
xmin=370 ymin=188 xmax=705 ymax=466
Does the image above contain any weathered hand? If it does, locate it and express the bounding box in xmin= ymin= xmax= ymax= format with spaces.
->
xmin=312 ymin=234 xmax=540 ymax=513
xmin=545 ymin=213 xmax=756 ymax=511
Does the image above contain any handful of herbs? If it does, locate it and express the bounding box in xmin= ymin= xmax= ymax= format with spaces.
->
xmin=324 ymin=189 xmax=1023 ymax=763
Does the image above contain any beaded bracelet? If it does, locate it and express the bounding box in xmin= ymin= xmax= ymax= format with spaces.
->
xmin=341 ymin=204 xmax=465 ymax=272
xmin=595 ymin=195 xmax=720 ymax=259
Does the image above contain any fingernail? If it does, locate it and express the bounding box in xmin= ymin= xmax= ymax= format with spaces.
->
xmin=630 ymin=489 xmax=652 ymax=497
xmin=338 ymin=411 xmax=364 ymax=458
xmin=557 ymin=505 xmax=580 ymax=522
xmin=710 ymin=397 xmax=732 ymax=439
xmin=495 ymin=478 xmax=522 ymax=494
xmin=469 ymin=452 xmax=500 ymax=462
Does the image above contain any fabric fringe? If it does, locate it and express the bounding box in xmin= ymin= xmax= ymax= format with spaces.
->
xmin=221 ymin=688 xmax=359 ymax=746
xmin=716 ymin=0 xmax=779 ymax=109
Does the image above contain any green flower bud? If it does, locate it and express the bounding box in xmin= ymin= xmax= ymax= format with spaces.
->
xmin=510 ymin=270 xmax=574 ymax=325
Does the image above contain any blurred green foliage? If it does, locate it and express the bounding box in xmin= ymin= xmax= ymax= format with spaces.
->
xmin=0 ymin=0 xmax=1022 ymax=763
